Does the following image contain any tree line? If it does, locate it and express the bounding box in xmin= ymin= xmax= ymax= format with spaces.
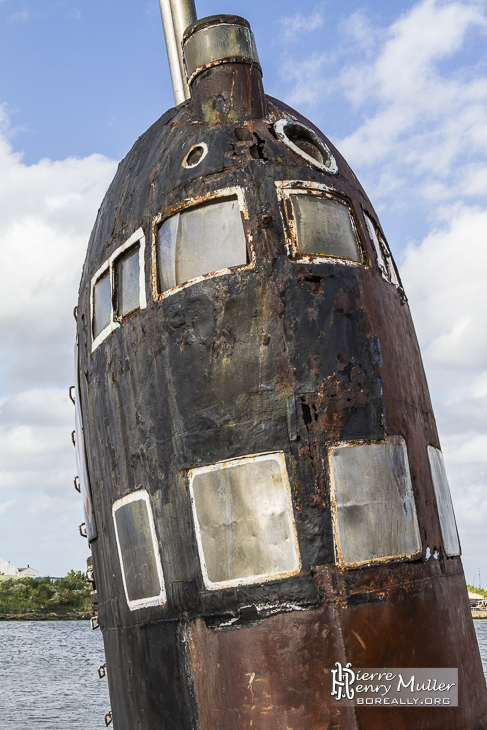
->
xmin=0 ymin=570 xmax=92 ymax=617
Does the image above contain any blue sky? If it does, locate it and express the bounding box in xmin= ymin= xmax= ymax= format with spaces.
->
xmin=0 ymin=0 xmax=486 ymax=586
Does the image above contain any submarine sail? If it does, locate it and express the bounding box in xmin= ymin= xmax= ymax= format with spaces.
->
xmin=73 ymin=4 xmax=487 ymax=728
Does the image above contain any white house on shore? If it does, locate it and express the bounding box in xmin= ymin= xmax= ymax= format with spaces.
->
xmin=0 ymin=556 xmax=19 ymax=576
xmin=18 ymin=565 xmax=41 ymax=578
xmin=0 ymin=557 xmax=40 ymax=578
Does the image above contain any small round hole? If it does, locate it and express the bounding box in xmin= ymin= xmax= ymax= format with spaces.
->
xmin=182 ymin=142 xmax=208 ymax=168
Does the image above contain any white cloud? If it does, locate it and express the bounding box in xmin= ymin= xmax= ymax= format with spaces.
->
xmin=0 ymin=113 xmax=116 ymax=574
xmin=0 ymin=120 xmax=116 ymax=388
xmin=278 ymin=9 xmax=325 ymax=41
xmin=401 ymin=206 xmax=487 ymax=368
xmin=338 ymin=0 xmax=487 ymax=207
xmin=279 ymin=0 xmax=487 ymax=213
xmin=9 ymin=9 xmax=32 ymax=23
xmin=400 ymin=203 xmax=487 ymax=581
xmin=0 ymin=499 xmax=16 ymax=515
xmin=277 ymin=0 xmax=487 ymax=583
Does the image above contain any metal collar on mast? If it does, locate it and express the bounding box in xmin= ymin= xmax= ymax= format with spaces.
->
xmin=159 ymin=0 xmax=197 ymax=105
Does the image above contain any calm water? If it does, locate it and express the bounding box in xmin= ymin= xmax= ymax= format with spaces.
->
xmin=0 ymin=621 xmax=110 ymax=729
xmin=475 ymin=620 xmax=487 ymax=681
xmin=0 ymin=619 xmax=486 ymax=728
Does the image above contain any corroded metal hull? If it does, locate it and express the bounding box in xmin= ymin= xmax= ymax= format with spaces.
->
xmin=75 ymin=15 xmax=487 ymax=729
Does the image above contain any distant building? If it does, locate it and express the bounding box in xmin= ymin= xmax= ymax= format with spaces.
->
xmin=468 ymin=591 xmax=485 ymax=608
xmin=0 ymin=557 xmax=19 ymax=577
xmin=18 ymin=565 xmax=41 ymax=578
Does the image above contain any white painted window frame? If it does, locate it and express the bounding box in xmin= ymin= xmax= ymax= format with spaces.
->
xmin=91 ymin=228 xmax=147 ymax=352
xmin=112 ymin=490 xmax=167 ymax=611
xmin=427 ymin=446 xmax=461 ymax=557
xmin=188 ymin=451 xmax=302 ymax=591
xmin=273 ymin=118 xmax=338 ymax=175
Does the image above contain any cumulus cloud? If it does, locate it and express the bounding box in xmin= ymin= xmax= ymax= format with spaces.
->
xmin=0 ymin=114 xmax=116 ymax=574
xmin=9 ymin=8 xmax=32 ymax=23
xmin=338 ymin=0 xmax=487 ymax=207
xmin=0 ymin=117 xmax=116 ymax=389
xmin=278 ymin=8 xmax=325 ymax=41
xmin=401 ymin=206 xmax=487 ymax=368
xmin=277 ymin=0 xmax=487 ymax=582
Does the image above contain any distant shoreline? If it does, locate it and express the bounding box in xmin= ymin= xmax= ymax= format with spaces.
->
xmin=0 ymin=612 xmax=91 ymax=621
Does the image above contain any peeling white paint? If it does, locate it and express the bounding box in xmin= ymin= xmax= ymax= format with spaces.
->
xmin=274 ymin=118 xmax=338 ymax=175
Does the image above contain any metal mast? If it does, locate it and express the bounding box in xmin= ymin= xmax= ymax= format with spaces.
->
xmin=159 ymin=0 xmax=197 ymax=104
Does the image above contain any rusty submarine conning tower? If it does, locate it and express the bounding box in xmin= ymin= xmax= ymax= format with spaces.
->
xmin=73 ymin=2 xmax=487 ymax=729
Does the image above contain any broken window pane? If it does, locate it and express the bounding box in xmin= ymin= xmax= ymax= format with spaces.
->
xmin=116 ymin=245 xmax=140 ymax=317
xmin=190 ymin=453 xmax=300 ymax=588
xmin=330 ymin=438 xmax=421 ymax=565
xmin=290 ymin=195 xmax=361 ymax=261
xmin=157 ymin=197 xmax=247 ymax=293
xmin=113 ymin=492 xmax=166 ymax=609
xmin=93 ymin=270 xmax=111 ymax=339
xmin=364 ymin=213 xmax=388 ymax=277
xmin=388 ymin=255 xmax=401 ymax=288
xmin=427 ymin=446 xmax=461 ymax=557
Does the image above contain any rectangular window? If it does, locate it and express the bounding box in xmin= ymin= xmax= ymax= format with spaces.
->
xmin=427 ymin=446 xmax=461 ymax=557
xmin=290 ymin=194 xmax=361 ymax=262
xmin=157 ymin=196 xmax=247 ymax=294
xmin=189 ymin=452 xmax=301 ymax=590
xmin=115 ymin=245 xmax=140 ymax=317
xmin=90 ymin=228 xmax=147 ymax=351
xmin=364 ymin=213 xmax=402 ymax=289
xmin=93 ymin=270 xmax=111 ymax=340
xmin=112 ymin=491 xmax=166 ymax=610
xmin=329 ymin=437 xmax=421 ymax=567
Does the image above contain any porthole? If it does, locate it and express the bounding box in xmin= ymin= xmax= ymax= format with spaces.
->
xmin=182 ymin=142 xmax=208 ymax=168
xmin=274 ymin=118 xmax=338 ymax=174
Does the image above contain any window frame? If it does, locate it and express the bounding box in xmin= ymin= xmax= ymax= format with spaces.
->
xmin=328 ymin=436 xmax=422 ymax=569
xmin=112 ymin=490 xmax=167 ymax=611
xmin=188 ymin=451 xmax=302 ymax=591
xmin=151 ymin=187 xmax=253 ymax=302
xmin=427 ymin=446 xmax=461 ymax=557
xmin=363 ymin=211 xmax=406 ymax=299
xmin=90 ymin=228 xmax=147 ymax=351
xmin=275 ymin=181 xmax=365 ymax=265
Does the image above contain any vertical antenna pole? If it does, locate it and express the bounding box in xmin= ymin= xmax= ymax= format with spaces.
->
xmin=159 ymin=0 xmax=197 ymax=105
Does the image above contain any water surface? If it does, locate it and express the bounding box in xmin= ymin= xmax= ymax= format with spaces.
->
xmin=1 ymin=619 xmax=486 ymax=728
xmin=0 ymin=621 xmax=109 ymax=729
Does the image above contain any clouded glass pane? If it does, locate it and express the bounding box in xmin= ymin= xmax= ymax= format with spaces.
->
xmin=113 ymin=492 xmax=166 ymax=608
xmin=190 ymin=453 xmax=300 ymax=588
xmin=291 ymin=195 xmax=361 ymax=261
xmin=330 ymin=438 xmax=421 ymax=565
xmin=93 ymin=271 xmax=111 ymax=339
xmin=158 ymin=212 xmax=179 ymax=292
xmin=116 ymin=246 xmax=140 ymax=316
xmin=176 ymin=198 xmax=247 ymax=285
xmin=427 ymin=446 xmax=460 ymax=557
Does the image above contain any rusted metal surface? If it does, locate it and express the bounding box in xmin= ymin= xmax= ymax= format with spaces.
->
xmin=76 ymin=14 xmax=487 ymax=730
